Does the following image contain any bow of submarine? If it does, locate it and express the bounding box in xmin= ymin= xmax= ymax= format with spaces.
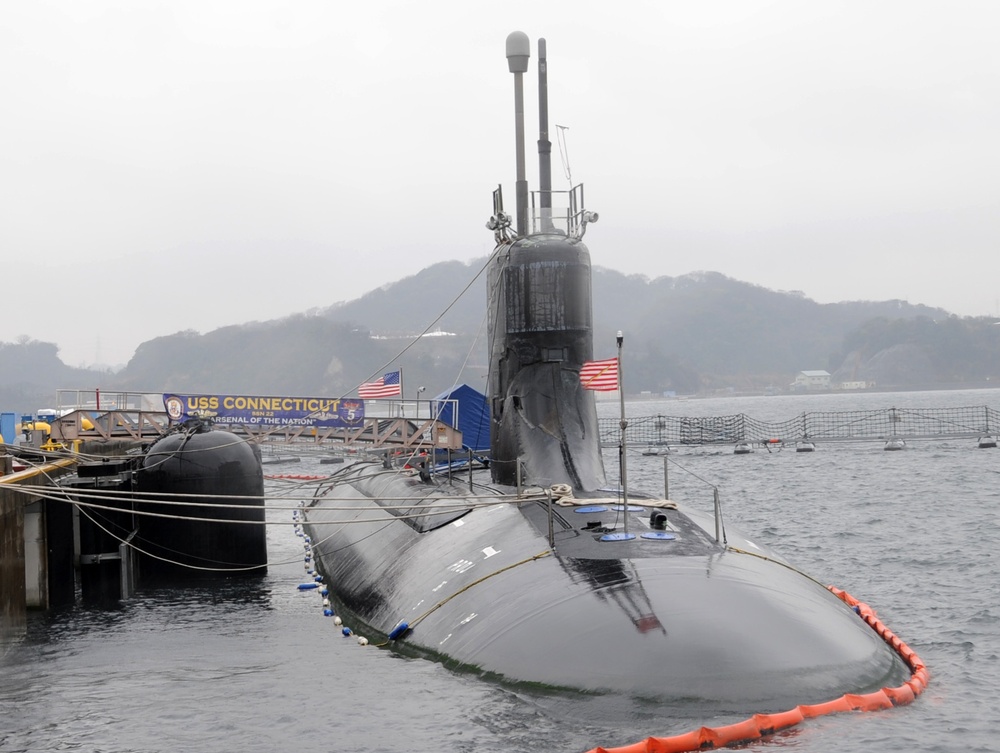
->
xmin=303 ymin=469 xmax=909 ymax=711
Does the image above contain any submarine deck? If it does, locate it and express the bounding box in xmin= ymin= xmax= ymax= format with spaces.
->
xmin=515 ymin=493 xmax=720 ymax=559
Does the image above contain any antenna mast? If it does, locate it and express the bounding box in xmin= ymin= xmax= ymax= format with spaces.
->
xmin=555 ymin=124 xmax=572 ymax=187
xmin=538 ymin=38 xmax=552 ymax=230
xmin=506 ymin=32 xmax=530 ymax=237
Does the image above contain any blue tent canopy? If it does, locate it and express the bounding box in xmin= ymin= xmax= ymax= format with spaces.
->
xmin=431 ymin=384 xmax=490 ymax=452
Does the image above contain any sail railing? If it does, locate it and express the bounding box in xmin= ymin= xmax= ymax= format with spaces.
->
xmin=601 ymin=406 xmax=1000 ymax=448
xmin=528 ymin=184 xmax=592 ymax=238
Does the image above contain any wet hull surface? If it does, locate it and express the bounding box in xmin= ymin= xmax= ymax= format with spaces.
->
xmin=302 ymin=461 xmax=908 ymax=714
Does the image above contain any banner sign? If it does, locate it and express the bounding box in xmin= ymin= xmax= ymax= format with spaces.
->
xmin=162 ymin=394 xmax=365 ymax=428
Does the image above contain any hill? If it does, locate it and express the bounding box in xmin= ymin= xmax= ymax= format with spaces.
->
xmin=3 ymin=260 xmax=998 ymax=415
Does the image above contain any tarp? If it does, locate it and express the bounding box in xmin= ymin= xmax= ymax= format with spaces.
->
xmin=431 ymin=384 xmax=490 ymax=452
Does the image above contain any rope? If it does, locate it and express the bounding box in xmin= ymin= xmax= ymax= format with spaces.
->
xmin=17 ymin=490 xmax=513 ymax=528
xmin=77 ymin=500 xmax=316 ymax=571
xmin=724 ymin=545 xmax=828 ymax=589
xmin=372 ymin=549 xmax=553 ymax=647
xmin=364 ymin=548 xmax=552 ymax=648
xmin=349 ymin=251 xmax=497 ymax=393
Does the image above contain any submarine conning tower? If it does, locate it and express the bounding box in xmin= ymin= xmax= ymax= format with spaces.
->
xmin=486 ymin=32 xmax=605 ymax=491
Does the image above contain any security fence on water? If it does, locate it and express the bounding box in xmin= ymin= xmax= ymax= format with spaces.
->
xmin=598 ymin=405 xmax=1000 ymax=448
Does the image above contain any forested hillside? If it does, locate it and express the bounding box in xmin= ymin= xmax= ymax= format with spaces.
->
xmin=3 ymin=261 xmax=998 ymax=416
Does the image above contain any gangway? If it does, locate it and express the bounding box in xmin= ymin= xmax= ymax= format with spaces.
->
xmin=48 ymin=409 xmax=462 ymax=450
xmin=217 ymin=415 xmax=463 ymax=449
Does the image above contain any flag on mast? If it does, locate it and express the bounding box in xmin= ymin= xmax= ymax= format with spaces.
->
xmin=359 ymin=370 xmax=402 ymax=398
xmin=580 ymin=357 xmax=618 ymax=391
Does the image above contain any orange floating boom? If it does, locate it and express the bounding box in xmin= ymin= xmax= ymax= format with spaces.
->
xmin=583 ymin=586 xmax=928 ymax=753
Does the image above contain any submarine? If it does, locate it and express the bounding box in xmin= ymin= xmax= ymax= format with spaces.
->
xmin=57 ymin=415 xmax=266 ymax=602
xmin=302 ymin=32 xmax=909 ymax=717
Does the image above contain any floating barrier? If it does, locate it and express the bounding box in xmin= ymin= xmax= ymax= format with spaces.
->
xmin=583 ymin=586 xmax=928 ymax=753
xmin=388 ymin=620 xmax=410 ymax=641
xmin=604 ymin=405 xmax=1000 ymax=447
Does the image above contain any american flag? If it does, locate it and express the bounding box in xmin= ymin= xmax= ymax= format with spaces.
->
xmin=359 ymin=370 xmax=402 ymax=399
xmin=580 ymin=357 xmax=618 ymax=391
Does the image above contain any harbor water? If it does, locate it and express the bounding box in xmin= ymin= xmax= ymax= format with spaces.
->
xmin=2 ymin=388 xmax=998 ymax=753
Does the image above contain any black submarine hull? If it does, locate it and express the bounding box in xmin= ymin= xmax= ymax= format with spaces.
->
xmin=135 ymin=426 xmax=267 ymax=579
xmin=303 ymin=461 xmax=907 ymax=710
xmin=303 ymin=30 xmax=910 ymax=718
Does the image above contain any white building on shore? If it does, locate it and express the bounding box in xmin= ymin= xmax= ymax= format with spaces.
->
xmin=791 ymin=370 xmax=831 ymax=390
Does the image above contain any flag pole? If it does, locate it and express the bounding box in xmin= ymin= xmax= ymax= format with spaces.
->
xmin=617 ymin=331 xmax=628 ymax=534
xmin=398 ymin=367 xmax=405 ymax=418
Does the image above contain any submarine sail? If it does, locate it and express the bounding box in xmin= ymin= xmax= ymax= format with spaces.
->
xmin=487 ymin=34 xmax=604 ymax=492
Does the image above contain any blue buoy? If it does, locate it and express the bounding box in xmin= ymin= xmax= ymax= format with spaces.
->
xmin=314 ymin=574 xmax=323 ymax=582
xmin=321 ymin=587 xmax=329 ymax=596
xmin=323 ymin=609 xmax=333 ymax=617
xmin=599 ymin=532 xmax=637 ymax=542
xmin=573 ymin=505 xmax=609 ymax=514
xmin=297 ymin=582 xmax=319 ymax=590
xmin=388 ymin=620 xmax=410 ymax=640
xmin=640 ymin=532 xmax=676 ymax=541
xmin=341 ymin=627 xmax=352 ymax=636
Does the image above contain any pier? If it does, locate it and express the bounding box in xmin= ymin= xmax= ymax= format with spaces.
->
xmin=48 ymin=409 xmax=464 ymax=449
xmin=42 ymin=390 xmax=465 ymax=450
xmin=1 ymin=457 xmax=80 ymax=647
xmin=0 ymin=429 xmax=265 ymax=648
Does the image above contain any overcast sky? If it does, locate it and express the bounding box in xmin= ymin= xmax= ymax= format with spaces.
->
xmin=3 ymin=1 xmax=997 ymax=367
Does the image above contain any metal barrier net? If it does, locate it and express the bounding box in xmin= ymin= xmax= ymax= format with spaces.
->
xmin=599 ymin=405 xmax=1000 ymax=447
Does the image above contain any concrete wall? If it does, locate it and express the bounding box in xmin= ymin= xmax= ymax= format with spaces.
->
xmin=0 ymin=480 xmax=26 ymax=651
xmin=0 ymin=460 xmax=77 ymax=653
xmin=23 ymin=500 xmax=45 ymax=608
